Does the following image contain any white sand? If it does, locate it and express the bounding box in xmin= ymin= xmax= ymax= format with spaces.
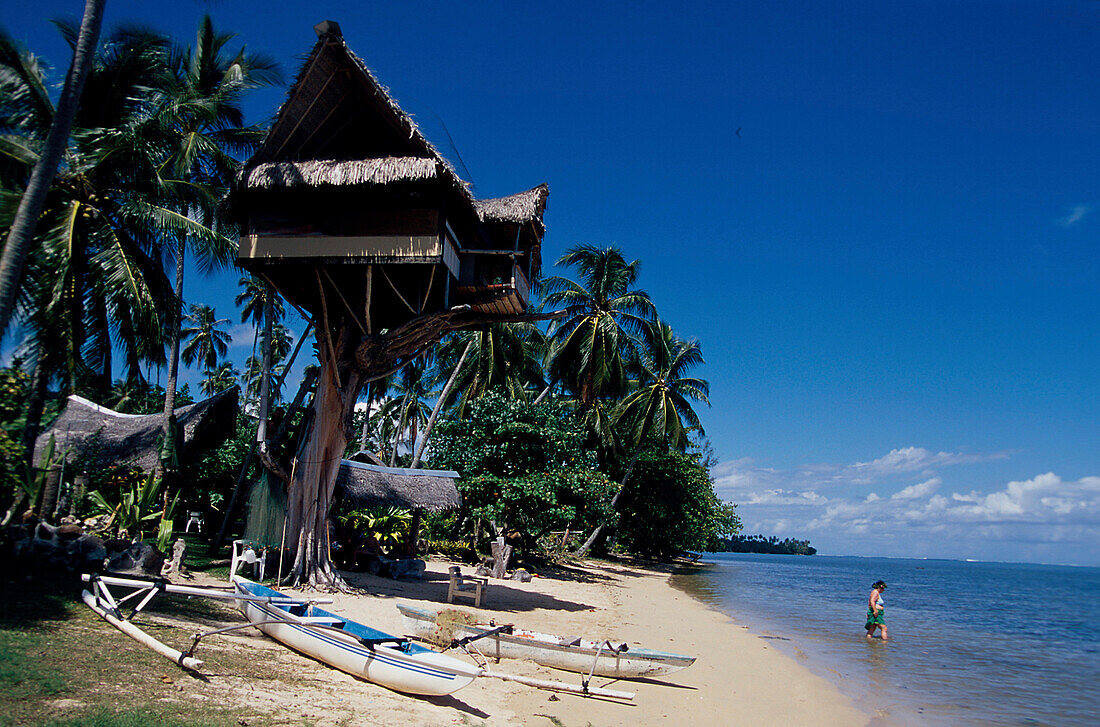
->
xmin=261 ymin=559 xmax=872 ymax=726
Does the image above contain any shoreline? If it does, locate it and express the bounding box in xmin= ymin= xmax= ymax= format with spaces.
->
xmin=286 ymin=558 xmax=871 ymax=726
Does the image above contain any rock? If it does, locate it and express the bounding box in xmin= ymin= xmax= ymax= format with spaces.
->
xmin=105 ymin=542 xmax=165 ymax=577
xmin=511 ymin=568 xmax=532 ymax=583
xmin=57 ymin=524 xmax=84 ymax=542
xmin=67 ymin=534 xmax=107 ymax=573
xmin=391 ymin=558 xmax=425 ymax=580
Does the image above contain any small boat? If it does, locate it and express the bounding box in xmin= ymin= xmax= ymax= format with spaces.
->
xmin=398 ymin=603 xmax=695 ymax=679
xmin=233 ymin=577 xmax=482 ymax=696
xmin=81 ymin=574 xmax=633 ymax=700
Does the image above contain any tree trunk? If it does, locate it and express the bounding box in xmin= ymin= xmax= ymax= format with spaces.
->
xmin=284 ymin=325 xmax=363 ymax=590
xmin=38 ymin=464 xmax=61 ymax=522
xmin=358 ymin=382 xmax=372 ymax=449
xmin=157 ymin=234 xmax=187 ymax=480
xmin=573 ymin=448 xmax=643 ymax=558
xmin=256 ymin=284 xmax=274 ymax=447
xmin=533 ymin=380 xmax=554 ymax=405
xmin=411 ymin=339 xmax=472 ymax=468
xmin=214 ymin=330 xmax=315 ymax=549
xmin=20 ymin=358 xmax=48 ymax=476
xmin=0 ymin=0 xmax=106 ymax=338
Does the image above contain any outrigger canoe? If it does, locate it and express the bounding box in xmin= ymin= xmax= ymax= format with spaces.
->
xmin=80 ymin=574 xmax=634 ymax=700
xmin=398 ymin=603 xmax=695 ymax=679
xmin=233 ymin=577 xmax=481 ymax=696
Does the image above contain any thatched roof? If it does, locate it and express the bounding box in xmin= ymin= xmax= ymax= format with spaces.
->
xmin=240 ymin=22 xmax=547 ymax=236
xmin=475 ymin=184 xmax=550 ymax=226
xmin=335 ymin=460 xmax=461 ymax=513
xmin=241 ymin=157 xmax=440 ymax=190
xmin=34 ymin=388 xmax=239 ymax=472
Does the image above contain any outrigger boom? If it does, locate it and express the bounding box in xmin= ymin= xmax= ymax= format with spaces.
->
xmin=80 ymin=574 xmax=335 ymax=670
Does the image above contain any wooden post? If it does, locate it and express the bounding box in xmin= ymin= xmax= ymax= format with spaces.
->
xmin=490 ymin=536 xmax=512 ymax=579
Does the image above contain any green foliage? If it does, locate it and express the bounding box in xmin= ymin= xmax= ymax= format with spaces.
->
xmin=87 ymin=471 xmax=178 ymax=549
xmin=427 ymin=539 xmax=479 ymax=563
xmin=614 ymin=448 xmax=740 ymax=558
xmin=181 ymin=415 xmax=253 ymax=518
xmin=430 ymin=392 xmax=616 ymax=551
xmin=0 ymin=361 xmax=29 ymax=430
xmin=715 ymin=534 xmax=816 ymax=555
xmin=339 ymin=506 xmax=412 ymax=549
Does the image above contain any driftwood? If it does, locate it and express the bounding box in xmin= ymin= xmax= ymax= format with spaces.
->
xmin=490 ymin=537 xmax=513 ymax=580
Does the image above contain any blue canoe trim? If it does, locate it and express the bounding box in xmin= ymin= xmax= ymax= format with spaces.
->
xmin=238 ymin=581 xmax=458 ymax=682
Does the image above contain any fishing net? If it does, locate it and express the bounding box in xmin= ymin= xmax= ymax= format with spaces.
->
xmin=243 ymin=471 xmax=287 ymax=548
xmin=424 ymin=608 xmax=480 ymax=649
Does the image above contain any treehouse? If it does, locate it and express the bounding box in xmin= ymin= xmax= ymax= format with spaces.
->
xmin=227 ymin=21 xmax=552 ymax=587
xmin=233 ymin=21 xmax=548 ymax=327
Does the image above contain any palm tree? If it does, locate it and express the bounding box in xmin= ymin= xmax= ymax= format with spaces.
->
xmin=374 ymin=358 xmax=433 ymax=466
xmin=541 ymin=245 xmax=655 ymax=409
xmin=158 ymin=17 xmax=279 ymax=430
xmin=0 ymin=25 xmax=190 ymax=398
xmin=242 ymin=355 xmax=285 ymax=402
xmin=433 ymin=322 xmax=547 ymax=415
xmin=574 ymin=319 xmax=711 ymax=556
xmin=180 ymin=304 xmax=230 ymax=374
xmin=615 ymin=320 xmax=710 ymax=452
xmin=200 ymin=361 xmax=240 ymax=395
xmin=236 ymin=274 xmax=285 ymax=327
xmin=0 ymin=0 xmax=105 ymax=339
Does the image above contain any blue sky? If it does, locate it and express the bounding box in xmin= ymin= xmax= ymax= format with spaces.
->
xmin=6 ymin=1 xmax=1098 ymax=565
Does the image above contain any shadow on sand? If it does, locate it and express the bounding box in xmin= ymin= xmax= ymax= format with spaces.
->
xmin=341 ymin=568 xmax=597 ymax=613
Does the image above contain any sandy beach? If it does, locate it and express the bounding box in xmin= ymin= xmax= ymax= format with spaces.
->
xmin=238 ymin=559 xmax=869 ymax=726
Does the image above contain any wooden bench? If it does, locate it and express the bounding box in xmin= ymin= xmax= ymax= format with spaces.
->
xmin=446 ymin=565 xmax=488 ymax=607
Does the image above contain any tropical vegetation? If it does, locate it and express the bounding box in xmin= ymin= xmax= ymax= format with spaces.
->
xmin=0 ymin=16 xmax=739 ymax=567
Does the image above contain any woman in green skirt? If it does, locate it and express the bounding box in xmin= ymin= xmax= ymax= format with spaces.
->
xmin=865 ymin=580 xmax=888 ymax=640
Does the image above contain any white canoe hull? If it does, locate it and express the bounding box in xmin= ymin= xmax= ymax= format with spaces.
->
xmin=398 ymin=603 xmax=695 ymax=679
xmin=234 ymin=578 xmax=480 ymax=696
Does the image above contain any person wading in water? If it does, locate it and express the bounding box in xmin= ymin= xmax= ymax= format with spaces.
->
xmin=865 ymin=580 xmax=888 ymax=640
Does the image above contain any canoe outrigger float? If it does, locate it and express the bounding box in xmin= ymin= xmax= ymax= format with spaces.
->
xmin=81 ymin=573 xmax=634 ymax=700
xmin=399 ymin=603 xmax=696 ymax=679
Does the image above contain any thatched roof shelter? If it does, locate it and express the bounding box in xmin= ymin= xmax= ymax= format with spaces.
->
xmin=34 ymin=388 xmax=239 ymax=472
xmin=232 ymin=20 xmax=549 ymax=323
xmin=335 ymin=460 xmax=461 ymax=512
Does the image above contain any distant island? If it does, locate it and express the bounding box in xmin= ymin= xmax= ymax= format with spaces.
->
xmin=714 ymin=534 xmax=817 ymax=555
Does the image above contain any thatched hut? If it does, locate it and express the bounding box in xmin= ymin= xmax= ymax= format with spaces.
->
xmin=34 ymin=388 xmax=239 ymax=472
xmin=335 ymin=460 xmax=460 ymax=513
xmin=232 ymin=20 xmax=549 ymax=323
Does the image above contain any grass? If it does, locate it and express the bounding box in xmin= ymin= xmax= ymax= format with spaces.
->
xmin=0 ymin=568 xmax=255 ymax=727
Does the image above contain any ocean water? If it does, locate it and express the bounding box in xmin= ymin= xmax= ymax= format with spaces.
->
xmin=671 ymin=553 xmax=1100 ymax=726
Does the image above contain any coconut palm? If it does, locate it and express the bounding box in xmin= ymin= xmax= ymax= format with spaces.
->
xmin=157 ymin=17 xmax=280 ymax=425
xmin=0 ymin=0 xmax=105 ymax=339
xmin=0 ymin=25 xmax=202 ymax=398
xmin=574 ymin=319 xmax=711 ymax=556
xmin=200 ymin=361 xmax=240 ymax=395
xmin=541 ymin=245 xmax=655 ymax=410
xmin=242 ymin=355 xmax=286 ymax=402
xmin=180 ymin=304 xmax=230 ymax=374
xmin=236 ymin=274 xmax=285 ymax=327
xmin=615 ymin=320 xmax=710 ymax=452
xmin=433 ymin=322 xmax=547 ymax=416
xmin=374 ymin=358 xmax=433 ymax=466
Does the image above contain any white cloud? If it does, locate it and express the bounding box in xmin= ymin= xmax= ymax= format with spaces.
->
xmin=892 ymin=477 xmax=941 ymax=500
xmin=846 ymin=447 xmax=990 ymax=482
xmin=715 ymin=448 xmax=1100 ymax=562
xmin=1057 ymin=204 xmax=1093 ymax=228
xmin=742 ymin=489 xmax=827 ymax=506
xmin=227 ymin=323 xmax=256 ymax=348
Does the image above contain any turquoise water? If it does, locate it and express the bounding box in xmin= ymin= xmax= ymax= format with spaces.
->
xmin=671 ymin=553 xmax=1100 ymax=726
